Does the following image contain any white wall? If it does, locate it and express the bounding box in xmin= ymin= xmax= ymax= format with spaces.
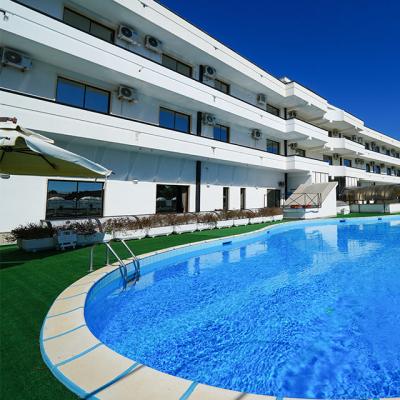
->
xmin=0 ymin=175 xmax=48 ymax=232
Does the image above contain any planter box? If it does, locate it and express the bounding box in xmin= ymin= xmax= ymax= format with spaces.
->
xmin=216 ymin=220 xmax=234 ymax=229
xmin=233 ymin=218 xmax=250 ymax=227
xmin=147 ymin=226 xmax=174 ymax=238
xmin=76 ymin=232 xmax=105 ymax=246
xmin=113 ymin=229 xmax=147 ymax=240
xmin=272 ymin=215 xmax=283 ymax=222
xmin=173 ymin=223 xmax=197 ymax=234
xmin=249 ymin=216 xmax=267 ymax=224
xmin=197 ymin=222 xmax=216 ymax=231
xmin=18 ymin=237 xmax=55 ymax=252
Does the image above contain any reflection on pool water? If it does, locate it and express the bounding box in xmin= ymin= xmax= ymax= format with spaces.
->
xmin=86 ymin=218 xmax=400 ymax=399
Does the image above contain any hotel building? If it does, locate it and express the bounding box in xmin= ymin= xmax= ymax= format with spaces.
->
xmin=1 ymin=0 xmax=400 ymax=232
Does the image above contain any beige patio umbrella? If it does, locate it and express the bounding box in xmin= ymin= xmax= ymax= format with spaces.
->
xmin=0 ymin=120 xmax=111 ymax=178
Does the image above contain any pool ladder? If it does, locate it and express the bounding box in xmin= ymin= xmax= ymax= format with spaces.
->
xmin=104 ymin=239 xmax=141 ymax=290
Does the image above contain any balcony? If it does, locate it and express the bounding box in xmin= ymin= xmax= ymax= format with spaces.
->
xmin=329 ymin=165 xmax=400 ymax=184
xmin=325 ymin=137 xmax=365 ymax=155
xmin=1 ymin=0 xmax=329 ymax=145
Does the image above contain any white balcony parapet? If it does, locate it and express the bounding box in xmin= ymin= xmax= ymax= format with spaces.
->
xmin=329 ymin=165 xmax=400 ymax=184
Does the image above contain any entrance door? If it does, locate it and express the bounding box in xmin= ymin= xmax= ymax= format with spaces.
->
xmin=266 ymin=189 xmax=280 ymax=208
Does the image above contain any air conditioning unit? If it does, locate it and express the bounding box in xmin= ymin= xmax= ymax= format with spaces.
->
xmin=289 ymin=142 xmax=298 ymax=150
xmin=288 ymin=110 xmax=297 ymax=119
xmin=202 ymin=113 xmax=216 ymax=126
xmin=144 ymin=35 xmax=162 ymax=53
xmin=203 ymin=65 xmax=216 ymax=79
xmin=118 ymin=86 xmax=137 ymax=102
xmin=333 ymin=153 xmax=339 ymax=160
xmin=251 ymin=129 xmax=262 ymax=140
xmin=278 ymin=181 xmax=285 ymax=187
xmin=1 ymin=48 xmax=32 ymax=71
xmin=118 ymin=25 xmax=140 ymax=45
xmin=257 ymin=93 xmax=267 ymax=107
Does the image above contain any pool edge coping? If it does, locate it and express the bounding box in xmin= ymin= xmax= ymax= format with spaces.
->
xmin=39 ymin=215 xmax=400 ymax=400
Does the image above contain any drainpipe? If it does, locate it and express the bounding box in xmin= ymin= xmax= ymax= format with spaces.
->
xmin=195 ymin=161 xmax=201 ymax=212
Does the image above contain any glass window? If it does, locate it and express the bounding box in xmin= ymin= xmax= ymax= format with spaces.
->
xmin=214 ymin=79 xmax=230 ymax=94
xmin=323 ymin=155 xmax=333 ymax=165
xmin=366 ymin=164 xmax=371 ymax=172
xmin=46 ymin=180 xmax=103 ymax=219
xmin=213 ymin=124 xmax=229 ymax=142
xmin=387 ymin=168 xmax=392 ymax=176
xmin=396 ymin=152 xmax=400 ymax=159
xmin=84 ymin=86 xmax=110 ymax=113
xmin=374 ymin=165 xmax=381 ymax=174
xmin=56 ymin=78 xmax=110 ymax=113
xmin=266 ymin=139 xmax=280 ymax=154
xmin=156 ymin=185 xmax=188 ymax=213
xmin=343 ymin=159 xmax=352 ymax=167
xmin=159 ymin=107 xmax=190 ymax=133
xmin=295 ymin=148 xmax=305 ymax=157
xmin=63 ymin=8 xmax=114 ymax=42
xmin=223 ymin=187 xmax=229 ymax=211
xmin=267 ymin=104 xmax=280 ymax=117
xmin=240 ymin=188 xmax=246 ymax=210
xmin=365 ymin=143 xmax=370 ymax=150
xmin=386 ymin=149 xmax=390 ymax=156
xmin=162 ymin=54 xmax=192 ymax=78
xmin=56 ymin=78 xmax=85 ymax=108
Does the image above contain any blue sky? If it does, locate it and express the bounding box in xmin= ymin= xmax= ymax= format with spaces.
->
xmin=159 ymin=0 xmax=400 ymax=140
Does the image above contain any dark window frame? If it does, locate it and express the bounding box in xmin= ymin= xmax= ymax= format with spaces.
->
xmin=222 ymin=187 xmax=229 ymax=211
xmin=240 ymin=187 xmax=246 ymax=210
xmin=214 ymin=78 xmax=230 ymax=95
xmin=295 ymin=148 xmax=306 ymax=157
xmin=159 ymin=106 xmax=191 ymax=133
xmin=46 ymin=179 xmax=104 ymax=219
xmin=63 ymin=7 xmax=114 ymax=42
xmin=266 ymin=104 xmax=280 ymax=117
xmin=343 ymin=159 xmax=352 ymax=168
xmin=266 ymin=139 xmax=280 ymax=155
xmin=56 ymin=76 xmax=111 ymax=114
xmin=162 ymin=54 xmax=192 ymax=78
xmin=156 ymin=184 xmax=189 ymax=214
xmin=323 ymin=155 xmax=333 ymax=165
xmin=213 ymin=124 xmax=230 ymax=143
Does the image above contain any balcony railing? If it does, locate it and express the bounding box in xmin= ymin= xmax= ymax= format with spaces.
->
xmin=284 ymin=193 xmax=322 ymax=209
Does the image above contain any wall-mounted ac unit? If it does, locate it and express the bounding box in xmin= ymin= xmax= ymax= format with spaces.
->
xmin=1 ymin=48 xmax=32 ymax=71
xmin=288 ymin=110 xmax=297 ymax=119
xmin=289 ymin=142 xmax=298 ymax=150
xmin=278 ymin=181 xmax=285 ymax=187
xmin=118 ymin=86 xmax=137 ymax=102
xmin=203 ymin=65 xmax=216 ymax=79
xmin=257 ymin=94 xmax=267 ymax=107
xmin=202 ymin=113 xmax=216 ymax=126
xmin=333 ymin=153 xmax=339 ymax=160
xmin=144 ymin=35 xmax=162 ymax=53
xmin=251 ymin=129 xmax=262 ymax=140
xmin=118 ymin=25 xmax=140 ymax=45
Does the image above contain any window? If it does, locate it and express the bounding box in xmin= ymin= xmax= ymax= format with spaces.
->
xmin=213 ymin=124 xmax=230 ymax=142
xmin=267 ymin=104 xmax=280 ymax=117
xmin=295 ymin=148 xmax=305 ymax=157
xmin=222 ymin=187 xmax=229 ymax=211
xmin=365 ymin=143 xmax=370 ymax=150
xmin=240 ymin=188 xmax=246 ymax=210
xmin=267 ymin=189 xmax=280 ymax=208
xmin=387 ymin=168 xmax=392 ymax=176
xmin=343 ymin=159 xmax=352 ymax=168
xmin=162 ymin=54 xmax=192 ymax=78
xmin=366 ymin=164 xmax=371 ymax=173
xmin=46 ymin=180 xmax=103 ymax=219
xmin=374 ymin=146 xmax=380 ymax=153
xmin=386 ymin=149 xmax=390 ymax=156
xmin=323 ymin=155 xmax=333 ymax=165
xmin=266 ymin=139 xmax=280 ymax=155
xmin=374 ymin=165 xmax=381 ymax=174
xmin=159 ymin=107 xmax=191 ymax=133
xmin=56 ymin=78 xmax=110 ymax=113
xmin=156 ymin=185 xmax=188 ymax=213
xmin=396 ymin=152 xmax=400 ymax=159
xmin=63 ymin=8 xmax=114 ymax=42
xmin=214 ymin=79 xmax=230 ymax=94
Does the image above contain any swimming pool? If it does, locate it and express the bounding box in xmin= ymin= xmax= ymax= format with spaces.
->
xmin=85 ymin=217 xmax=400 ymax=399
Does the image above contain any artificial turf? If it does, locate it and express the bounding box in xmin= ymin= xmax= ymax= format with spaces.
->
xmin=0 ymin=221 xmax=282 ymax=400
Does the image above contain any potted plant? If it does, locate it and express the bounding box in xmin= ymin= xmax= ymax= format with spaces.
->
xmin=70 ymin=221 xmax=104 ymax=246
xmin=105 ymin=217 xmax=147 ymax=240
xmin=144 ymin=214 xmax=174 ymax=238
xmin=9 ymin=223 xmax=55 ymax=252
xmin=232 ymin=210 xmax=251 ymax=226
xmin=216 ymin=210 xmax=234 ymax=229
xmin=197 ymin=212 xmax=218 ymax=231
xmin=172 ymin=213 xmax=198 ymax=234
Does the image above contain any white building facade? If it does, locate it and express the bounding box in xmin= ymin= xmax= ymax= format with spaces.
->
xmin=1 ymin=0 xmax=400 ymax=232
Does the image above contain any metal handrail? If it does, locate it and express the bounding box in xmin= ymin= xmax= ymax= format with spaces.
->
xmin=119 ymin=239 xmax=141 ymax=284
xmin=104 ymin=242 xmax=128 ymax=289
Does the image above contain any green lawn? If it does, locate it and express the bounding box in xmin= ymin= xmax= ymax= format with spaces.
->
xmin=0 ymin=222 xmax=282 ymax=400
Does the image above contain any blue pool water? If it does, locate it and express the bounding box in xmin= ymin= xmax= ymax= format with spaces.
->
xmin=86 ymin=218 xmax=400 ymax=398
